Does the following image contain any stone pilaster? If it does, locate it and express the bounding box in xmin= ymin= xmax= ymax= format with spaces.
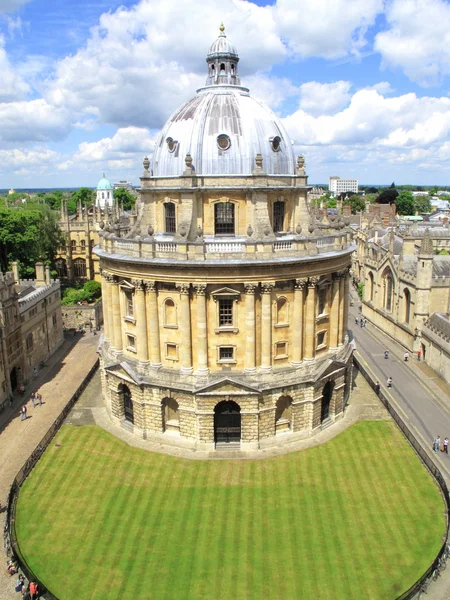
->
xmin=304 ymin=277 xmax=319 ymax=360
xmin=177 ymin=283 xmax=193 ymax=373
xmin=244 ymin=283 xmax=257 ymax=373
xmin=338 ymin=271 xmax=345 ymax=345
xmin=194 ymin=284 xmax=208 ymax=375
xmin=329 ymin=273 xmax=341 ymax=349
xmin=342 ymin=268 xmax=350 ymax=345
xmin=101 ymin=272 xmax=111 ymax=343
xmin=292 ymin=278 xmax=307 ymax=365
xmin=260 ymin=282 xmax=274 ymax=372
xmin=110 ymin=276 xmax=123 ymax=351
xmin=131 ymin=279 xmax=149 ymax=363
xmin=146 ymin=281 xmax=161 ymax=368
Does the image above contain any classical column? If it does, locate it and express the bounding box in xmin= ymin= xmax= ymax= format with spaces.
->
xmin=194 ymin=284 xmax=208 ymax=375
xmin=131 ymin=279 xmax=149 ymax=363
xmin=146 ymin=281 xmax=161 ymax=368
xmin=101 ymin=271 xmax=110 ymax=342
xmin=260 ymin=282 xmax=274 ymax=372
xmin=341 ymin=268 xmax=350 ymax=345
xmin=338 ymin=271 xmax=346 ymax=345
xmin=304 ymin=277 xmax=319 ymax=360
xmin=292 ymin=278 xmax=307 ymax=365
xmin=110 ymin=276 xmax=123 ymax=351
xmin=177 ymin=283 xmax=193 ymax=374
xmin=329 ymin=273 xmax=341 ymax=349
xmin=244 ymin=283 xmax=257 ymax=373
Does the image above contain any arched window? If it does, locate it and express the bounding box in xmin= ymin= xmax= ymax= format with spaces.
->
xmin=367 ymin=272 xmax=374 ymax=302
xmin=318 ymin=285 xmax=328 ymax=315
xmin=71 ymin=239 xmax=76 ymax=252
xmin=276 ymin=297 xmax=288 ymax=325
xmin=273 ymin=201 xmax=285 ymax=233
xmin=119 ymin=384 xmax=134 ymax=424
xmin=220 ymin=63 xmax=225 ymax=73
xmin=55 ymin=259 xmax=67 ymax=278
xmin=321 ymin=381 xmax=334 ymax=423
xmin=73 ymin=258 xmax=87 ymax=278
xmin=215 ymin=202 xmax=235 ymax=235
xmin=164 ymin=298 xmax=177 ymax=327
xmin=383 ymin=268 xmax=394 ymax=312
xmin=165 ymin=203 xmax=176 ymax=233
xmin=275 ymin=396 xmax=292 ymax=433
xmin=163 ymin=397 xmax=179 ymax=432
xmin=102 ymin=192 xmax=105 ymax=199
xmin=80 ymin=239 xmax=86 ymax=250
xmin=26 ymin=333 xmax=33 ymax=352
xmin=403 ymin=288 xmax=411 ymax=324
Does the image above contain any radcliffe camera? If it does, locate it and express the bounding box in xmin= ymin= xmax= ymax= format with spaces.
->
xmin=1 ymin=3 xmax=450 ymax=600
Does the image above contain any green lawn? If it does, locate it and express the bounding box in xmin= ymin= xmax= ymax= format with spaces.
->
xmin=15 ymin=421 xmax=445 ymax=600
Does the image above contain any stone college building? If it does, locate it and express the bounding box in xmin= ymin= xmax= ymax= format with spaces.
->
xmin=96 ymin=27 xmax=354 ymax=450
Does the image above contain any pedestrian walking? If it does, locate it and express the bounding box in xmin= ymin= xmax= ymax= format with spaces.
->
xmin=445 ymin=438 xmax=449 ymax=454
xmin=387 ymin=376 xmax=393 ymax=388
xmin=384 ymin=350 xmax=389 ymax=359
xmin=417 ymin=350 xmax=422 ymax=361
xmin=33 ymin=367 xmax=38 ymax=378
xmin=437 ymin=435 xmax=441 ymax=453
xmin=404 ymin=352 xmax=409 ymax=362
xmin=360 ymin=319 xmax=363 ymax=327
xmin=30 ymin=392 xmax=36 ymax=408
xmin=375 ymin=381 xmax=380 ymax=394
xmin=37 ymin=392 xmax=42 ymax=406
xmin=20 ymin=405 xmax=27 ymax=421
xmin=355 ymin=317 xmax=359 ymax=326
xmin=29 ymin=581 xmax=38 ymax=600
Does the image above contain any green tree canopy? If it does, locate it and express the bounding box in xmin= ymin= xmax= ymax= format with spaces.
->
xmin=395 ymin=191 xmax=415 ymax=215
xmin=344 ymin=195 xmax=365 ymax=214
xmin=67 ymin=188 xmax=95 ymax=214
xmin=114 ymin=187 xmax=135 ymax=211
xmin=414 ymin=195 xmax=432 ymax=213
xmin=376 ymin=187 xmax=399 ymax=204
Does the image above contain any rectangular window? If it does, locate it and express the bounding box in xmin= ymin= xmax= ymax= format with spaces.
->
xmin=317 ymin=331 xmax=326 ymax=348
xmin=166 ymin=343 xmax=178 ymax=360
xmin=127 ymin=334 xmax=136 ymax=350
xmin=219 ymin=346 xmax=234 ymax=361
xmin=273 ymin=201 xmax=285 ymax=233
xmin=165 ymin=203 xmax=176 ymax=233
xmin=125 ymin=291 xmax=134 ymax=317
xmin=215 ymin=202 xmax=235 ymax=235
xmin=318 ymin=287 xmax=328 ymax=316
xmin=218 ymin=298 xmax=233 ymax=327
xmin=275 ymin=342 xmax=287 ymax=357
xmin=52 ymin=313 xmax=57 ymax=327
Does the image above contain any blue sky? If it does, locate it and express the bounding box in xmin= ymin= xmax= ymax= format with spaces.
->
xmin=2 ymin=0 xmax=450 ymax=187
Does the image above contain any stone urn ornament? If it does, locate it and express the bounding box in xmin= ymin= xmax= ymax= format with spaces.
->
xmin=147 ymin=225 xmax=154 ymax=237
xmin=197 ymin=225 xmax=203 ymax=239
xmin=264 ymin=224 xmax=271 ymax=237
xmin=247 ymin=224 xmax=254 ymax=237
xmin=99 ymin=220 xmax=105 ymax=230
xmin=179 ymin=225 xmax=187 ymax=237
xmin=295 ymin=223 xmax=302 ymax=235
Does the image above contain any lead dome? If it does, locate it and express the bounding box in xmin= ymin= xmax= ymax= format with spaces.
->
xmin=152 ymin=26 xmax=295 ymax=177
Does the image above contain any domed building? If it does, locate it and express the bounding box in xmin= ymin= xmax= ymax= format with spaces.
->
xmin=96 ymin=173 xmax=113 ymax=209
xmin=96 ymin=26 xmax=354 ymax=450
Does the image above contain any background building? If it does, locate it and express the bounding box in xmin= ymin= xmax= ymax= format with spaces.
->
xmin=329 ymin=176 xmax=358 ymax=196
xmin=96 ymin=27 xmax=354 ymax=450
xmin=96 ymin=174 xmax=113 ymax=209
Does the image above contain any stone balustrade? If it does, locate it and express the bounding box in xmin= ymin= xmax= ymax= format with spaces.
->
xmin=98 ymin=232 xmax=352 ymax=262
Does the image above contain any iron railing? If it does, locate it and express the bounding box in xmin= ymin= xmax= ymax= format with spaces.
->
xmin=4 ymin=358 xmax=99 ymax=599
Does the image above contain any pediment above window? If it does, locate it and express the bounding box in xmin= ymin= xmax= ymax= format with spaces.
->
xmin=211 ymin=287 xmax=241 ymax=300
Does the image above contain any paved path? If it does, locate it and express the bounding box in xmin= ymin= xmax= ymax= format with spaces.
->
xmin=351 ymin=291 xmax=450 ymax=600
xmin=0 ymin=333 xmax=99 ymax=600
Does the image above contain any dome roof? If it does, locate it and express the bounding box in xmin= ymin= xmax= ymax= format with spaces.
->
xmin=97 ymin=173 xmax=113 ymax=190
xmin=152 ymin=27 xmax=295 ymax=178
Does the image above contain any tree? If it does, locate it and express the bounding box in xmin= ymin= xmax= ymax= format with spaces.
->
xmin=376 ymin=187 xmax=399 ymax=204
xmin=114 ymin=187 xmax=135 ymax=211
xmin=345 ymin=194 xmax=365 ymax=214
xmin=414 ymin=195 xmax=432 ymax=213
xmin=395 ymin=191 xmax=415 ymax=215
xmin=366 ymin=187 xmax=378 ymax=194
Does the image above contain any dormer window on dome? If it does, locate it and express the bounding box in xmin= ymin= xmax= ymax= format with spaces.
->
xmin=217 ymin=134 xmax=231 ymax=151
xmin=271 ymin=136 xmax=281 ymax=152
xmin=166 ymin=137 xmax=177 ymax=153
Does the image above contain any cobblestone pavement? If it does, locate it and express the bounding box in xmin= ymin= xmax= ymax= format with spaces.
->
xmin=0 ymin=333 xmax=99 ymax=600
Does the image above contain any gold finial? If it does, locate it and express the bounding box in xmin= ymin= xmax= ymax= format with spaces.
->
xmin=219 ymin=23 xmax=225 ymax=33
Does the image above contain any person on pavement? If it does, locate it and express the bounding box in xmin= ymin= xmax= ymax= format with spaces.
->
xmin=404 ymin=352 xmax=409 ymax=362
xmin=445 ymin=438 xmax=449 ymax=454
xmin=375 ymin=381 xmax=380 ymax=394
xmin=384 ymin=350 xmax=389 ymax=359
xmin=417 ymin=350 xmax=422 ymax=361
xmin=387 ymin=376 xmax=393 ymax=388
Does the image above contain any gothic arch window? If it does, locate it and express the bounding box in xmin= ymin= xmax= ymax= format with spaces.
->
xmin=80 ymin=239 xmax=86 ymax=250
xmin=220 ymin=63 xmax=225 ymax=73
xmin=164 ymin=203 xmax=176 ymax=233
xmin=73 ymin=258 xmax=87 ymax=278
xmin=71 ymin=239 xmax=76 ymax=252
xmin=164 ymin=298 xmax=177 ymax=327
xmin=273 ymin=200 xmax=285 ymax=233
xmin=276 ymin=297 xmax=288 ymax=325
xmin=275 ymin=396 xmax=292 ymax=433
xmin=383 ymin=268 xmax=394 ymax=312
xmin=367 ymin=272 xmax=374 ymax=302
xmin=403 ymin=288 xmax=411 ymax=324
xmin=214 ymin=202 xmax=235 ymax=235
xmin=162 ymin=397 xmax=179 ymax=433
xmin=55 ymin=259 xmax=67 ymax=278
xmin=26 ymin=333 xmax=33 ymax=352
xmin=119 ymin=384 xmax=134 ymax=424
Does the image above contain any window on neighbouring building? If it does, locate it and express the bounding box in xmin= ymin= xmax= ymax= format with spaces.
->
xmin=73 ymin=259 xmax=87 ymax=278
xmin=71 ymin=239 xmax=76 ymax=251
xmin=219 ymin=346 xmax=234 ymax=362
xmin=218 ymin=298 xmax=233 ymax=327
xmin=214 ymin=202 xmax=235 ymax=235
xmin=317 ymin=331 xmax=326 ymax=348
xmin=273 ymin=201 xmax=285 ymax=232
xmin=165 ymin=203 xmax=176 ymax=233
xmin=80 ymin=239 xmax=86 ymax=250
xmin=404 ymin=288 xmax=411 ymax=324
xmin=26 ymin=333 xmax=33 ymax=351
xmin=52 ymin=313 xmax=57 ymax=327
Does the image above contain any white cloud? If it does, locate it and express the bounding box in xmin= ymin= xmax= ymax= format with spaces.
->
xmin=0 ymin=146 xmax=59 ymax=174
xmin=73 ymin=127 xmax=155 ymax=163
xmin=274 ymin=0 xmax=383 ymax=59
xmin=375 ymin=0 xmax=450 ymax=86
xmin=0 ymin=34 xmax=28 ymax=101
xmin=0 ymin=99 xmax=69 ymax=142
xmin=299 ymin=81 xmax=352 ymax=116
xmin=245 ymin=73 xmax=300 ymax=110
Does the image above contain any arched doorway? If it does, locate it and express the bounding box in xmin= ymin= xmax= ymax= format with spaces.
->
xmin=119 ymin=384 xmax=134 ymax=424
xmin=275 ymin=396 xmax=292 ymax=433
xmin=321 ymin=381 xmax=334 ymax=423
xmin=214 ymin=401 xmax=241 ymax=445
xmin=10 ymin=367 xmax=18 ymax=392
